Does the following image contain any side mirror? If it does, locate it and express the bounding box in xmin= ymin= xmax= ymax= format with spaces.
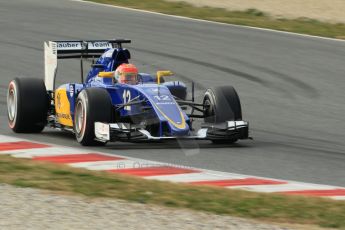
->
xmin=156 ymin=70 xmax=173 ymax=84
xmin=98 ymin=71 xmax=114 ymax=78
xmin=91 ymin=64 xmax=105 ymax=69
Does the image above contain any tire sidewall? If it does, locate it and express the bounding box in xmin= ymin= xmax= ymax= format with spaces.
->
xmin=74 ymin=88 xmax=112 ymax=146
xmin=203 ymin=89 xmax=217 ymax=123
xmin=74 ymin=90 xmax=88 ymax=143
xmin=203 ymin=86 xmax=242 ymax=124
xmin=7 ymin=78 xmax=48 ymax=133
xmin=7 ymin=80 xmax=19 ymax=130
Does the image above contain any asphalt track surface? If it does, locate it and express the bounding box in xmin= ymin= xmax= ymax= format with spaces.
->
xmin=0 ymin=0 xmax=344 ymax=186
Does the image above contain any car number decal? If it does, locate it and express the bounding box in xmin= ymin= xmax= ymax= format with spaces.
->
xmin=123 ymin=89 xmax=131 ymax=111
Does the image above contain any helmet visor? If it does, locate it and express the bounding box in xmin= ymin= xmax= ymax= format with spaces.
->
xmin=119 ymin=72 xmax=137 ymax=84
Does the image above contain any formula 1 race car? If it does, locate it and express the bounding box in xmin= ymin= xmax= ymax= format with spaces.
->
xmin=7 ymin=39 xmax=249 ymax=146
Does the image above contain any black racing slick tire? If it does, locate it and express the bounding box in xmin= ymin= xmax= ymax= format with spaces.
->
xmin=74 ymin=88 xmax=112 ymax=146
xmin=203 ymin=86 xmax=242 ymax=123
xmin=203 ymin=86 xmax=242 ymax=144
xmin=7 ymin=78 xmax=48 ymax=133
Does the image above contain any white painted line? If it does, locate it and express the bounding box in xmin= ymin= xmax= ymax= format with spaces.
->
xmin=0 ymin=135 xmax=24 ymax=143
xmin=71 ymin=0 xmax=345 ymax=43
xmin=9 ymin=147 xmax=91 ymax=158
xmin=69 ymin=159 xmax=162 ymax=171
xmin=232 ymin=182 xmax=339 ymax=193
xmin=147 ymin=172 xmax=245 ymax=182
xmin=331 ymin=196 xmax=345 ymax=200
xmin=200 ymin=169 xmax=254 ymax=179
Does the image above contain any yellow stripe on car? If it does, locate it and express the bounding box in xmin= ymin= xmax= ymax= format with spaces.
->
xmin=153 ymin=103 xmax=186 ymax=129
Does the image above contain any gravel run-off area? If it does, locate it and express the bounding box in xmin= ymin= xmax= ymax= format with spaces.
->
xmin=0 ymin=184 xmax=293 ymax=230
xmin=165 ymin=0 xmax=345 ymax=23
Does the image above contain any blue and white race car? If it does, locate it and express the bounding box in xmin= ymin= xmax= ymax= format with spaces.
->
xmin=7 ymin=39 xmax=249 ymax=146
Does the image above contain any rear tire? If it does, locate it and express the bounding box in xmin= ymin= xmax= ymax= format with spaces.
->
xmin=203 ymin=86 xmax=242 ymax=144
xmin=74 ymin=88 xmax=112 ymax=146
xmin=7 ymin=78 xmax=48 ymax=133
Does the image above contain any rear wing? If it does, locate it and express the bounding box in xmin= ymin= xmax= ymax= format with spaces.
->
xmin=44 ymin=39 xmax=131 ymax=91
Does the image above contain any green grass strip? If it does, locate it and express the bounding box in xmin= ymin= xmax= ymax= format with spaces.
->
xmin=86 ymin=0 xmax=345 ymax=39
xmin=0 ymin=155 xmax=344 ymax=229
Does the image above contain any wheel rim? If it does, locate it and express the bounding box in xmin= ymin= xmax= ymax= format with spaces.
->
xmin=203 ymin=98 xmax=215 ymax=123
xmin=7 ymin=84 xmax=17 ymax=125
xmin=75 ymin=100 xmax=85 ymax=135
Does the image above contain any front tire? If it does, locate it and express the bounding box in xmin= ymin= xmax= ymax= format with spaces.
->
xmin=203 ymin=86 xmax=242 ymax=144
xmin=74 ymin=88 xmax=112 ymax=146
xmin=7 ymin=78 xmax=48 ymax=133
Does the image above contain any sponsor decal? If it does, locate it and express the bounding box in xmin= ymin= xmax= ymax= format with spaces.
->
xmin=156 ymin=102 xmax=176 ymax=105
xmin=57 ymin=42 xmax=81 ymax=49
xmin=57 ymin=41 xmax=112 ymax=50
xmin=56 ymin=92 xmax=61 ymax=110
xmin=122 ymin=90 xmax=131 ymax=111
xmin=69 ymin=85 xmax=74 ymax=98
xmin=154 ymin=95 xmax=175 ymax=105
xmin=154 ymin=95 xmax=171 ymax=101
xmin=56 ymin=113 xmax=72 ymax=120
xmin=55 ymin=88 xmax=73 ymax=126
xmin=88 ymin=41 xmax=112 ymax=49
xmin=151 ymin=88 xmax=159 ymax=92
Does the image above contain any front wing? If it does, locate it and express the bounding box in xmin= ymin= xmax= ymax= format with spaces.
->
xmin=94 ymin=121 xmax=249 ymax=142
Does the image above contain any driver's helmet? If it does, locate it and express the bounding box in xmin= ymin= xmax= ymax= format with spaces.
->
xmin=114 ymin=63 xmax=138 ymax=85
